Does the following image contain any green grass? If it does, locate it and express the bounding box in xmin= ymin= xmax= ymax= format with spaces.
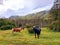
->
xmin=0 ymin=28 xmax=60 ymax=45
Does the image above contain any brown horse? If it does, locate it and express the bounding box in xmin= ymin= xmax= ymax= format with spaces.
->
xmin=12 ymin=27 xmax=24 ymax=34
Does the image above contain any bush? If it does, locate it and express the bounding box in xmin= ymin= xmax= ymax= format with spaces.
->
xmin=27 ymin=27 xmax=34 ymax=34
xmin=25 ymin=24 xmax=34 ymax=33
xmin=26 ymin=23 xmax=33 ymax=28
xmin=49 ymin=20 xmax=60 ymax=32
xmin=0 ymin=25 xmax=15 ymax=30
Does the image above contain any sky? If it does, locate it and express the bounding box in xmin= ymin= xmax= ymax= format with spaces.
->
xmin=0 ymin=0 xmax=54 ymax=18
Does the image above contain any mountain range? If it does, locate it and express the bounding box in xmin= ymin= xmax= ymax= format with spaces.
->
xmin=9 ymin=11 xmax=49 ymax=20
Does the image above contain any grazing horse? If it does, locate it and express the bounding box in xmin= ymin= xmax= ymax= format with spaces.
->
xmin=33 ymin=26 xmax=41 ymax=38
xmin=12 ymin=27 xmax=24 ymax=34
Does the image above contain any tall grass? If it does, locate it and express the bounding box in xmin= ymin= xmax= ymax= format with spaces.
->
xmin=0 ymin=28 xmax=60 ymax=45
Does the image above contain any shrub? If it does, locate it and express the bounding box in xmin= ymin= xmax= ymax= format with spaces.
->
xmin=27 ymin=27 xmax=34 ymax=34
xmin=0 ymin=25 xmax=15 ymax=30
xmin=49 ymin=20 xmax=60 ymax=32
xmin=26 ymin=23 xmax=33 ymax=28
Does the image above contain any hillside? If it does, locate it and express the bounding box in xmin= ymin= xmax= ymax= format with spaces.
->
xmin=8 ymin=11 xmax=50 ymax=27
xmin=9 ymin=11 xmax=49 ymax=20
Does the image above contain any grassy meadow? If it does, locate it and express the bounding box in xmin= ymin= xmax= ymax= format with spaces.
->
xmin=0 ymin=28 xmax=60 ymax=45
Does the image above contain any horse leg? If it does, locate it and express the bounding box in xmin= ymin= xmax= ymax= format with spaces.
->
xmin=35 ymin=33 xmax=36 ymax=38
xmin=37 ymin=33 xmax=40 ymax=39
xmin=37 ymin=34 xmax=40 ymax=39
xmin=12 ymin=29 xmax=14 ymax=35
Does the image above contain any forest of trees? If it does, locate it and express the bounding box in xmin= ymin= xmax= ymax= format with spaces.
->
xmin=0 ymin=9 xmax=59 ymax=32
xmin=0 ymin=5 xmax=59 ymax=32
xmin=8 ymin=11 xmax=47 ymax=27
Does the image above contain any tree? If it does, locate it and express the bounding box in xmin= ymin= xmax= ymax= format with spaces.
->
xmin=49 ymin=8 xmax=60 ymax=31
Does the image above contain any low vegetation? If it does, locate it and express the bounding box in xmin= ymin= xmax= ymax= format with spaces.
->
xmin=0 ymin=28 xmax=60 ymax=45
xmin=0 ymin=19 xmax=15 ymax=30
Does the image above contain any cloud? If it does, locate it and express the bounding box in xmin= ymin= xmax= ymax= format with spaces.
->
xmin=4 ymin=0 xmax=24 ymax=10
xmin=0 ymin=0 xmax=25 ymax=16
xmin=0 ymin=0 xmax=3 ymax=4
xmin=0 ymin=0 xmax=54 ymax=18
xmin=18 ymin=3 xmax=54 ymax=15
